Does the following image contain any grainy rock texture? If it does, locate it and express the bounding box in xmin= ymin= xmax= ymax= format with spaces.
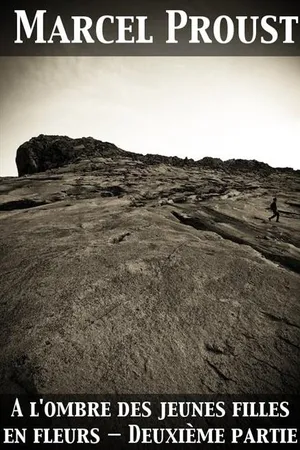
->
xmin=1 ymin=135 xmax=300 ymax=394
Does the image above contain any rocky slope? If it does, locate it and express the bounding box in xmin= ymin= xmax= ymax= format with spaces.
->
xmin=0 ymin=136 xmax=300 ymax=394
xmin=16 ymin=134 xmax=295 ymax=177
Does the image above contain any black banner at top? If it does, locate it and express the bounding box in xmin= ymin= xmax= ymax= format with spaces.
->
xmin=0 ymin=0 xmax=300 ymax=56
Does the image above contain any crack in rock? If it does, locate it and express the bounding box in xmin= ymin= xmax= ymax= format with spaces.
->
xmin=171 ymin=210 xmax=300 ymax=274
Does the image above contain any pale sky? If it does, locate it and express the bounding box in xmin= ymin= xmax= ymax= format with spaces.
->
xmin=0 ymin=56 xmax=299 ymax=176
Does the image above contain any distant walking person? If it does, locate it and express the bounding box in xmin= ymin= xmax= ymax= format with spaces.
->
xmin=269 ymin=197 xmax=280 ymax=222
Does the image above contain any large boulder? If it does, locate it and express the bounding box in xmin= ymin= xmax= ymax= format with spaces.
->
xmin=15 ymin=135 xmax=124 ymax=176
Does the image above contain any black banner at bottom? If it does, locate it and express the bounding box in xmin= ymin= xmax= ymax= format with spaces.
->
xmin=0 ymin=395 xmax=299 ymax=448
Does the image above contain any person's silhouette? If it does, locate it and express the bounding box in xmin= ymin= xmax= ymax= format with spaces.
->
xmin=269 ymin=197 xmax=279 ymax=222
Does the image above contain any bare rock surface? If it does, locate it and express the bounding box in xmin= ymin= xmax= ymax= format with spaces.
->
xmin=1 ymin=136 xmax=300 ymax=394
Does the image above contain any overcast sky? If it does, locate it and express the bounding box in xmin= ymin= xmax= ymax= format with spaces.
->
xmin=0 ymin=56 xmax=299 ymax=176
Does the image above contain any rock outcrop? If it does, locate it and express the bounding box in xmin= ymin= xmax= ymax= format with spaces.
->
xmin=1 ymin=136 xmax=300 ymax=395
xmin=16 ymin=135 xmax=293 ymax=177
xmin=15 ymin=135 xmax=126 ymax=177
